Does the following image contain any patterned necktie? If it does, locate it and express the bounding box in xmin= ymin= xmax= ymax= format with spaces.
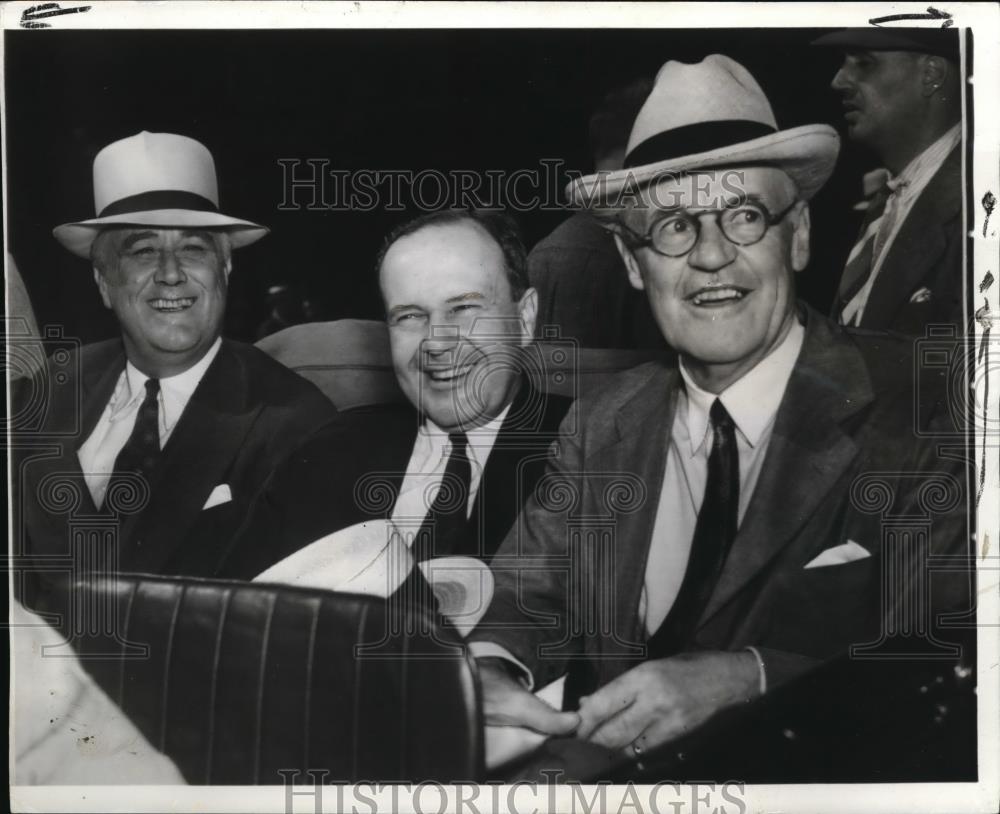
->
xmin=836 ymin=178 xmax=909 ymax=326
xmin=103 ymin=379 xmax=161 ymax=512
xmin=413 ymin=432 xmax=471 ymax=562
xmin=835 ymin=185 xmax=891 ymax=324
xmin=646 ymin=399 xmax=740 ymax=659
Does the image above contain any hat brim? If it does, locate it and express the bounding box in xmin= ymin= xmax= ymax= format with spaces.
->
xmin=811 ymin=29 xmax=959 ymax=61
xmin=567 ymin=124 xmax=840 ymax=208
xmin=53 ymin=209 xmax=269 ymax=258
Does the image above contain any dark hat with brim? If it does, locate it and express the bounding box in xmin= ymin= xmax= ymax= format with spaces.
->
xmin=812 ymin=27 xmax=960 ymax=62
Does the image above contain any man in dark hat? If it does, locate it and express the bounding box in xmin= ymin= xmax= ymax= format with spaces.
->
xmin=816 ymin=28 xmax=964 ymax=333
xmin=13 ymin=132 xmax=337 ymax=612
xmin=467 ymin=54 xmax=970 ymax=763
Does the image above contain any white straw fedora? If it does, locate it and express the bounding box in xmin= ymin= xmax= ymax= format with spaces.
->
xmin=53 ymin=131 xmax=269 ymax=258
xmin=567 ymin=54 xmax=840 ymax=207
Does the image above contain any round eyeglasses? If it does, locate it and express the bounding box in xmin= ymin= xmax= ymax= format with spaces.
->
xmin=620 ymin=200 xmax=799 ymax=258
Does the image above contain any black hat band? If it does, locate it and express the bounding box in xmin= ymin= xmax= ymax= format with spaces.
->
xmin=98 ymin=190 xmax=219 ymax=218
xmin=625 ymin=120 xmax=778 ymax=169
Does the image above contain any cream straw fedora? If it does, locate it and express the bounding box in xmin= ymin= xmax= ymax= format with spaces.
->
xmin=253 ymin=519 xmax=495 ymax=637
xmin=53 ymin=131 xmax=269 ymax=258
xmin=567 ymin=54 xmax=840 ymax=207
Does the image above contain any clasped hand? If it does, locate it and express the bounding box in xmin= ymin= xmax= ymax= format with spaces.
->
xmin=479 ymin=651 xmax=761 ymax=757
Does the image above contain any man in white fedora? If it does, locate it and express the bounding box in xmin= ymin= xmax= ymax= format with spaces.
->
xmin=13 ymin=132 xmax=336 ymax=612
xmin=467 ymin=56 xmax=970 ymax=761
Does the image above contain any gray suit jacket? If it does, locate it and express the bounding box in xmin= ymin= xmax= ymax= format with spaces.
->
xmin=471 ymin=307 xmax=971 ymax=696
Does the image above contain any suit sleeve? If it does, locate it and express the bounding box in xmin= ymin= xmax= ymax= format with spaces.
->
xmin=467 ymin=422 xmax=585 ymax=690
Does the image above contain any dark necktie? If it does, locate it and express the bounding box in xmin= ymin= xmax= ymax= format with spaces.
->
xmin=103 ymin=378 xmax=161 ymax=513
xmin=646 ymin=398 xmax=740 ymax=659
xmin=413 ymin=432 xmax=471 ymax=562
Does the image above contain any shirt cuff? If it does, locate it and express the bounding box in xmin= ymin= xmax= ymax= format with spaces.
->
xmin=744 ymin=645 xmax=767 ymax=695
xmin=467 ymin=642 xmax=535 ymax=691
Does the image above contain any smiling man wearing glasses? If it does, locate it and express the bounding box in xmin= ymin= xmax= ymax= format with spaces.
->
xmin=468 ymin=55 xmax=970 ymax=767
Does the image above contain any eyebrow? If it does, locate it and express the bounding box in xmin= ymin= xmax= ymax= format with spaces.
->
xmin=119 ymin=231 xmax=159 ymax=251
xmin=445 ymin=292 xmax=486 ymax=303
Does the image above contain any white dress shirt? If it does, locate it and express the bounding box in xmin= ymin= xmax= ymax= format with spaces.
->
xmin=841 ymin=123 xmax=961 ymax=326
xmin=390 ymin=403 xmax=511 ymax=541
xmin=77 ymin=338 xmax=222 ymax=508
xmin=639 ymin=319 xmax=804 ymax=634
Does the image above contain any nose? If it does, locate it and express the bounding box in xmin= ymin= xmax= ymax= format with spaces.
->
xmin=831 ymin=64 xmax=851 ymax=93
xmin=421 ymin=323 xmax=461 ymax=360
xmin=686 ymin=216 xmax=736 ymax=273
xmin=154 ymin=250 xmax=187 ymax=285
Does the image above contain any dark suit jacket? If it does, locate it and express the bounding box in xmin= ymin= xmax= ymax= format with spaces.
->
xmin=470 ymin=307 xmax=971 ymax=696
xmin=218 ymin=380 xmax=573 ymax=579
xmin=13 ymin=338 xmax=337 ymax=605
xmin=847 ymin=146 xmax=964 ymax=334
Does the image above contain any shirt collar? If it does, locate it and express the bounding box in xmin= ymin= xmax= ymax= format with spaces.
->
xmin=890 ymin=123 xmax=961 ymax=198
xmin=679 ymin=319 xmax=805 ymax=456
xmin=420 ymin=402 xmax=512 ymax=468
xmin=118 ymin=338 xmax=223 ymax=432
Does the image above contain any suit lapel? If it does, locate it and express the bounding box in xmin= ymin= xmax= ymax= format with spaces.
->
xmin=385 ymin=412 xmax=419 ymax=519
xmin=20 ymin=342 xmax=126 ymax=558
xmin=700 ymin=314 xmax=874 ymax=624
xmin=603 ymin=365 xmax=678 ymax=645
xmin=118 ymin=342 xmax=261 ymax=573
xmin=862 ymin=146 xmax=962 ymax=326
xmin=57 ymin=343 xmax=125 ymax=513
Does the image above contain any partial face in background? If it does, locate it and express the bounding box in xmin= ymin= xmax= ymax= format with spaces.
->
xmin=93 ymin=227 xmax=231 ymax=377
xmin=830 ymin=50 xmax=925 ymax=150
xmin=615 ymin=166 xmax=810 ymax=391
xmin=379 ymin=221 xmax=537 ymax=432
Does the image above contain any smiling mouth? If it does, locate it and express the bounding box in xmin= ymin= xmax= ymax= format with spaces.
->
xmin=424 ymin=364 xmax=474 ymax=383
xmin=149 ymin=297 xmax=196 ymax=312
xmin=687 ymin=286 xmax=750 ymax=307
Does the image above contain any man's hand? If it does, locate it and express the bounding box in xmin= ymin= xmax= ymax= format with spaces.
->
xmin=575 ymin=651 xmax=761 ymax=754
xmin=478 ymin=658 xmax=580 ymax=735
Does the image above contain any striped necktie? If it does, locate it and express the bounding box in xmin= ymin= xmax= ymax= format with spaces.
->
xmin=835 ymin=185 xmax=891 ymax=324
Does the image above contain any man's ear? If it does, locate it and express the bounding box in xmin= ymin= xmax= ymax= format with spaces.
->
xmin=922 ymin=55 xmax=949 ymax=98
xmin=790 ymin=203 xmax=811 ymax=273
xmin=93 ymin=268 xmax=113 ymax=309
xmin=613 ymin=234 xmax=645 ymax=291
xmin=517 ymin=286 xmax=538 ymax=344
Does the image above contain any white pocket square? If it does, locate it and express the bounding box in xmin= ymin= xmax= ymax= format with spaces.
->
xmin=202 ymin=484 xmax=232 ymax=510
xmin=804 ymin=540 xmax=871 ymax=569
xmin=910 ymin=286 xmax=933 ymax=303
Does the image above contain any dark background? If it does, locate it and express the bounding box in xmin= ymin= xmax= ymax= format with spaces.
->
xmin=6 ymin=28 xmax=877 ymax=344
